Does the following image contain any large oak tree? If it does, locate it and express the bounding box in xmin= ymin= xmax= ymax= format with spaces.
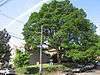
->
xmin=23 ymin=0 xmax=97 ymax=63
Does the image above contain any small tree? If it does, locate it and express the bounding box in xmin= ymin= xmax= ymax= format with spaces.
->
xmin=14 ymin=49 xmax=30 ymax=67
xmin=0 ymin=29 xmax=11 ymax=67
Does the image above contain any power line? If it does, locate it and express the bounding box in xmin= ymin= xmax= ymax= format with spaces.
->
xmin=8 ymin=32 xmax=23 ymax=39
xmin=0 ymin=0 xmax=13 ymax=7
xmin=0 ymin=12 xmax=25 ymax=40
xmin=0 ymin=26 xmax=23 ymax=40
xmin=10 ymin=34 xmax=23 ymax=40
xmin=0 ymin=11 xmax=25 ymax=40
xmin=1 ymin=11 xmax=100 ymax=25
xmin=0 ymin=0 xmax=10 ymax=7
xmin=1 ymin=12 xmax=100 ymax=24
xmin=0 ymin=13 xmax=25 ymax=24
xmin=0 ymin=0 xmax=5 ymax=3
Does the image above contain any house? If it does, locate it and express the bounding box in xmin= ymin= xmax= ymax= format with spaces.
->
xmin=29 ymin=41 xmax=58 ymax=64
xmin=29 ymin=51 xmax=50 ymax=65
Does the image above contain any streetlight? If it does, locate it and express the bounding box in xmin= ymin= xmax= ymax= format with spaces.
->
xmin=39 ymin=25 xmax=43 ymax=75
xmin=39 ymin=25 xmax=49 ymax=75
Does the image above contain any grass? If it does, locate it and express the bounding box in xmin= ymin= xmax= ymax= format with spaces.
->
xmin=15 ymin=64 xmax=67 ymax=75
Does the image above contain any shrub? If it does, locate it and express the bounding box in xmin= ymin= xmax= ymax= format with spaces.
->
xmin=65 ymin=49 xmax=96 ymax=63
xmin=45 ymin=64 xmax=66 ymax=72
xmin=15 ymin=66 xmax=39 ymax=75
xmin=95 ymin=50 xmax=100 ymax=56
xmin=13 ymin=49 xmax=30 ymax=67
xmin=15 ymin=64 xmax=66 ymax=75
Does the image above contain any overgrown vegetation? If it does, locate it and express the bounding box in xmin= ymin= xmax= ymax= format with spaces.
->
xmin=15 ymin=66 xmax=39 ymax=75
xmin=15 ymin=64 xmax=67 ymax=75
xmin=65 ymin=49 xmax=96 ymax=63
xmin=13 ymin=49 xmax=30 ymax=67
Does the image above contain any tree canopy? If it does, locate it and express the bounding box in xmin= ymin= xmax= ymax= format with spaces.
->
xmin=0 ymin=29 xmax=11 ymax=66
xmin=23 ymin=0 xmax=98 ymax=63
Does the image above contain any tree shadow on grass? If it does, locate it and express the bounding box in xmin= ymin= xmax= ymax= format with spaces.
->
xmin=24 ymin=67 xmax=39 ymax=74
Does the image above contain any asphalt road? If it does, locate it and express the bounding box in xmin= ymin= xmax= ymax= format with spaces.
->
xmin=75 ymin=70 xmax=100 ymax=75
xmin=46 ymin=70 xmax=100 ymax=75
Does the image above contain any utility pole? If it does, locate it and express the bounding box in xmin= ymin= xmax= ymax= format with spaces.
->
xmin=39 ymin=25 xmax=43 ymax=75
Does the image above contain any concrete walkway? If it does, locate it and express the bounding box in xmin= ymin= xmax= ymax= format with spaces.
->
xmin=45 ymin=70 xmax=100 ymax=75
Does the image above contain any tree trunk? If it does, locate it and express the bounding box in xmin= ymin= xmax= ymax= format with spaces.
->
xmin=57 ymin=47 xmax=61 ymax=63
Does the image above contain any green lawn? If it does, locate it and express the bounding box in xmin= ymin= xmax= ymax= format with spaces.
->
xmin=15 ymin=64 xmax=67 ymax=75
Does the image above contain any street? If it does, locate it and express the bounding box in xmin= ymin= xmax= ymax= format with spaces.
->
xmin=75 ymin=70 xmax=100 ymax=75
xmin=43 ymin=70 xmax=100 ymax=75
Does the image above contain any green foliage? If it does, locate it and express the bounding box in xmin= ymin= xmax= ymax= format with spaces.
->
xmin=14 ymin=49 xmax=30 ymax=67
xmin=15 ymin=64 xmax=66 ymax=75
xmin=23 ymin=0 xmax=98 ymax=63
xmin=45 ymin=65 xmax=57 ymax=72
xmin=88 ymin=36 xmax=100 ymax=62
xmin=45 ymin=64 xmax=65 ymax=72
xmin=15 ymin=66 xmax=39 ymax=75
xmin=96 ymin=50 xmax=100 ymax=56
xmin=65 ymin=48 xmax=96 ymax=63
xmin=95 ymin=36 xmax=100 ymax=56
xmin=0 ymin=29 xmax=11 ymax=65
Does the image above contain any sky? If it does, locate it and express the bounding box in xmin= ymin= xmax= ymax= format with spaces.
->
xmin=0 ymin=0 xmax=100 ymax=47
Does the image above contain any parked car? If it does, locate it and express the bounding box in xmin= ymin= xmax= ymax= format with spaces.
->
xmin=72 ymin=63 xmax=95 ymax=73
xmin=95 ymin=61 xmax=100 ymax=66
xmin=72 ymin=64 xmax=85 ymax=73
xmin=0 ymin=68 xmax=16 ymax=75
xmin=83 ymin=63 xmax=95 ymax=70
xmin=95 ymin=61 xmax=100 ymax=69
